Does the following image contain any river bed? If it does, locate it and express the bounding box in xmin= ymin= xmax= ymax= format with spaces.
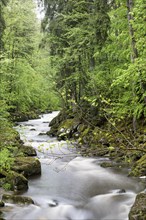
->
xmin=2 ymin=112 xmax=145 ymax=220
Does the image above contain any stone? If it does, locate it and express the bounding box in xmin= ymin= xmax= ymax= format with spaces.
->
xmin=12 ymin=157 xmax=41 ymax=177
xmin=48 ymin=199 xmax=58 ymax=207
xmin=38 ymin=132 xmax=46 ymax=136
xmin=117 ymin=189 xmax=126 ymax=193
xmin=2 ymin=194 xmax=34 ymax=205
xmin=57 ymin=118 xmax=80 ymax=140
xmin=129 ymin=155 xmax=146 ymax=177
xmin=5 ymin=171 xmax=28 ymax=191
xmin=19 ymin=145 xmax=37 ymax=156
xmin=129 ymin=193 xmax=146 ymax=220
xmin=0 ymin=201 xmax=4 ymax=207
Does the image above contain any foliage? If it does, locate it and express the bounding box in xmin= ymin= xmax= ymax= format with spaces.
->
xmin=41 ymin=0 xmax=110 ymax=107
xmin=0 ymin=0 xmax=60 ymax=115
xmin=0 ymin=148 xmax=14 ymax=171
xmin=0 ymin=0 xmax=60 ymax=175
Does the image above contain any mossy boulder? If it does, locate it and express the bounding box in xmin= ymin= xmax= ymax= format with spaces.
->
xmin=11 ymin=111 xmax=40 ymax=122
xmin=5 ymin=171 xmax=28 ymax=191
xmin=2 ymin=194 xmax=34 ymax=205
xmin=48 ymin=112 xmax=61 ymax=127
xmin=129 ymin=193 xmax=146 ymax=220
xmin=129 ymin=155 xmax=146 ymax=177
xmin=0 ymin=201 xmax=4 ymax=207
xmin=18 ymin=145 xmax=37 ymax=156
xmin=47 ymin=111 xmax=68 ymax=137
xmin=57 ymin=118 xmax=80 ymax=140
xmin=12 ymin=157 xmax=41 ymax=177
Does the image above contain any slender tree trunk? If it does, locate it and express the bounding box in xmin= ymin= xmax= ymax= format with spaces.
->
xmin=127 ymin=0 xmax=138 ymax=133
xmin=127 ymin=0 xmax=138 ymax=61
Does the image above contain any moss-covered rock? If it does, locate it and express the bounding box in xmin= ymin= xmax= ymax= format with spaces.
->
xmin=57 ymin=118 xmax=80 ymax=140
xmin=5 ymin=171 xmax=28 ymax=191
xmin=0 ymin=211 xmax=5 ymax=220
xmin=11 ymin=111 xmax=40 ymax=122
xmin=0 ymin=201 xmax=4 ymax=207
xmin=12 ymin=157 xmax=41 ymax=177
xmin=2 ymin=194 xmax=34 ymax=205
xmin=18 ymin=145 xmax=37 ymax=156
xmin=129 ymin=193 xmax=146 ymax=220
xmin=129 ymin=155 xmax=146 ymax=177
xmin=47 ymin=111 xmax=69 ymax=137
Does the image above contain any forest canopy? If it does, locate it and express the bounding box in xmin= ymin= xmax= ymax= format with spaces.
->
xmin=39 ymin=0 xmax=146 ymax=125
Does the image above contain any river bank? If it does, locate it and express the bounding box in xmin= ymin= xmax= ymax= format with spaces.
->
xmin=47 ymin=110 xmax=146 ymax=177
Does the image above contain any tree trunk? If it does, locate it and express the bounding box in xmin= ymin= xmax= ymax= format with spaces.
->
xmin=127 ymin=0 xmax=138 ymax=132
xmin=127 ymin=0 xmax=138 ymax=62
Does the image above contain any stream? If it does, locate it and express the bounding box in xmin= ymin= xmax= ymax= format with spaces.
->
xmin=3 ymin=111 xmax=145 ymax=220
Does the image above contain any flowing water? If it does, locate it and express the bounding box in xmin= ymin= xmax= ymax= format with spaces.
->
xmin=2 ymin=112 xmax=145 ymax=220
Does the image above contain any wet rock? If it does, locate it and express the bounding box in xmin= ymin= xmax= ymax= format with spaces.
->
xmin=25 ymin=124 xmax=34 ymax=127
xmin=129 ymin=193 xmax=146 ymax=220
xmin=100 ymin=162 xmax=115 ymax=168
xmin=38 ymin=132 xmax=46 ymax=136
xmin=48 ymin=111 xmax=72 ymax=137
xmin=57 ymin=118 xmax=80 ymax=140
xmin=19 ymin=145 xmax=37 ymax=156
xmin=2 ymin=194 xmax=34 ymax=205
xmin=48 ymin=199 xmax=58 ymax=207
xmin=12 ymin=157 xmax=41 ymax=177
xmin=5 ymin=171 xmax=28 ymax=191
xmin=12 ymin=113 xmax=29 ymax=122
xmin=12 ymin=111 xmax=40 ymax=122
xmin=30 ymin=128 xmax=36 ymax=131
xmin=117 ymin=189 xmax=126 ymax=193
xmin=49 ymin=111 xmax=64 ymax=127
xmin=129 ymin=155 xmax=146 ymax=177
xmin=0 ymin=201 xmax=4 ymax=207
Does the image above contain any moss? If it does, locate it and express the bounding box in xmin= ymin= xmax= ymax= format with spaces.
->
xmin=0 ymin=201 xmax=4 ymax=207
xmin=129 ymin=155 xmax=146 ymax=177
xmin=18 ymin=145 xmax=37 ymax=156
xmin=2 ymin=194 xmax=34 ymax=205
xmin=100 ymin=162 xmax=115 ymax=168
xmin=12 ymin=157 xmax=41 ymax=177
xmin=5 ymin=171 xmax=28 ymax=191
xmin=59 ymin=119 xmax=75 ymax=129
xmin=57 ymin=118 xmax=80 ymax=140
xmin=77 ymin=124 xmax=87 ymax=133
xmin=129 ymin=193 xmax=146 ymax=220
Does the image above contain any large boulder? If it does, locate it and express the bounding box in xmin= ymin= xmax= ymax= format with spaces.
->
xmin=18 ymin=145 xmax=37 ymax=156
xmin=11 ymin=111 xmax=40 ymax=122
xmin=47 ymin=110 xmax=73 ymax=137
xmin=0 ymin=201 xmax=4 ymax=207
xmin=12 ymin=157 xmax=41 ymax=177
xmin=5 ymin=171 xmax=28 ymax=191
xmin=57 ymin=118 xmax=80 ymax=140
xmin=129 ymin=193 xmax=146 ymax=220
